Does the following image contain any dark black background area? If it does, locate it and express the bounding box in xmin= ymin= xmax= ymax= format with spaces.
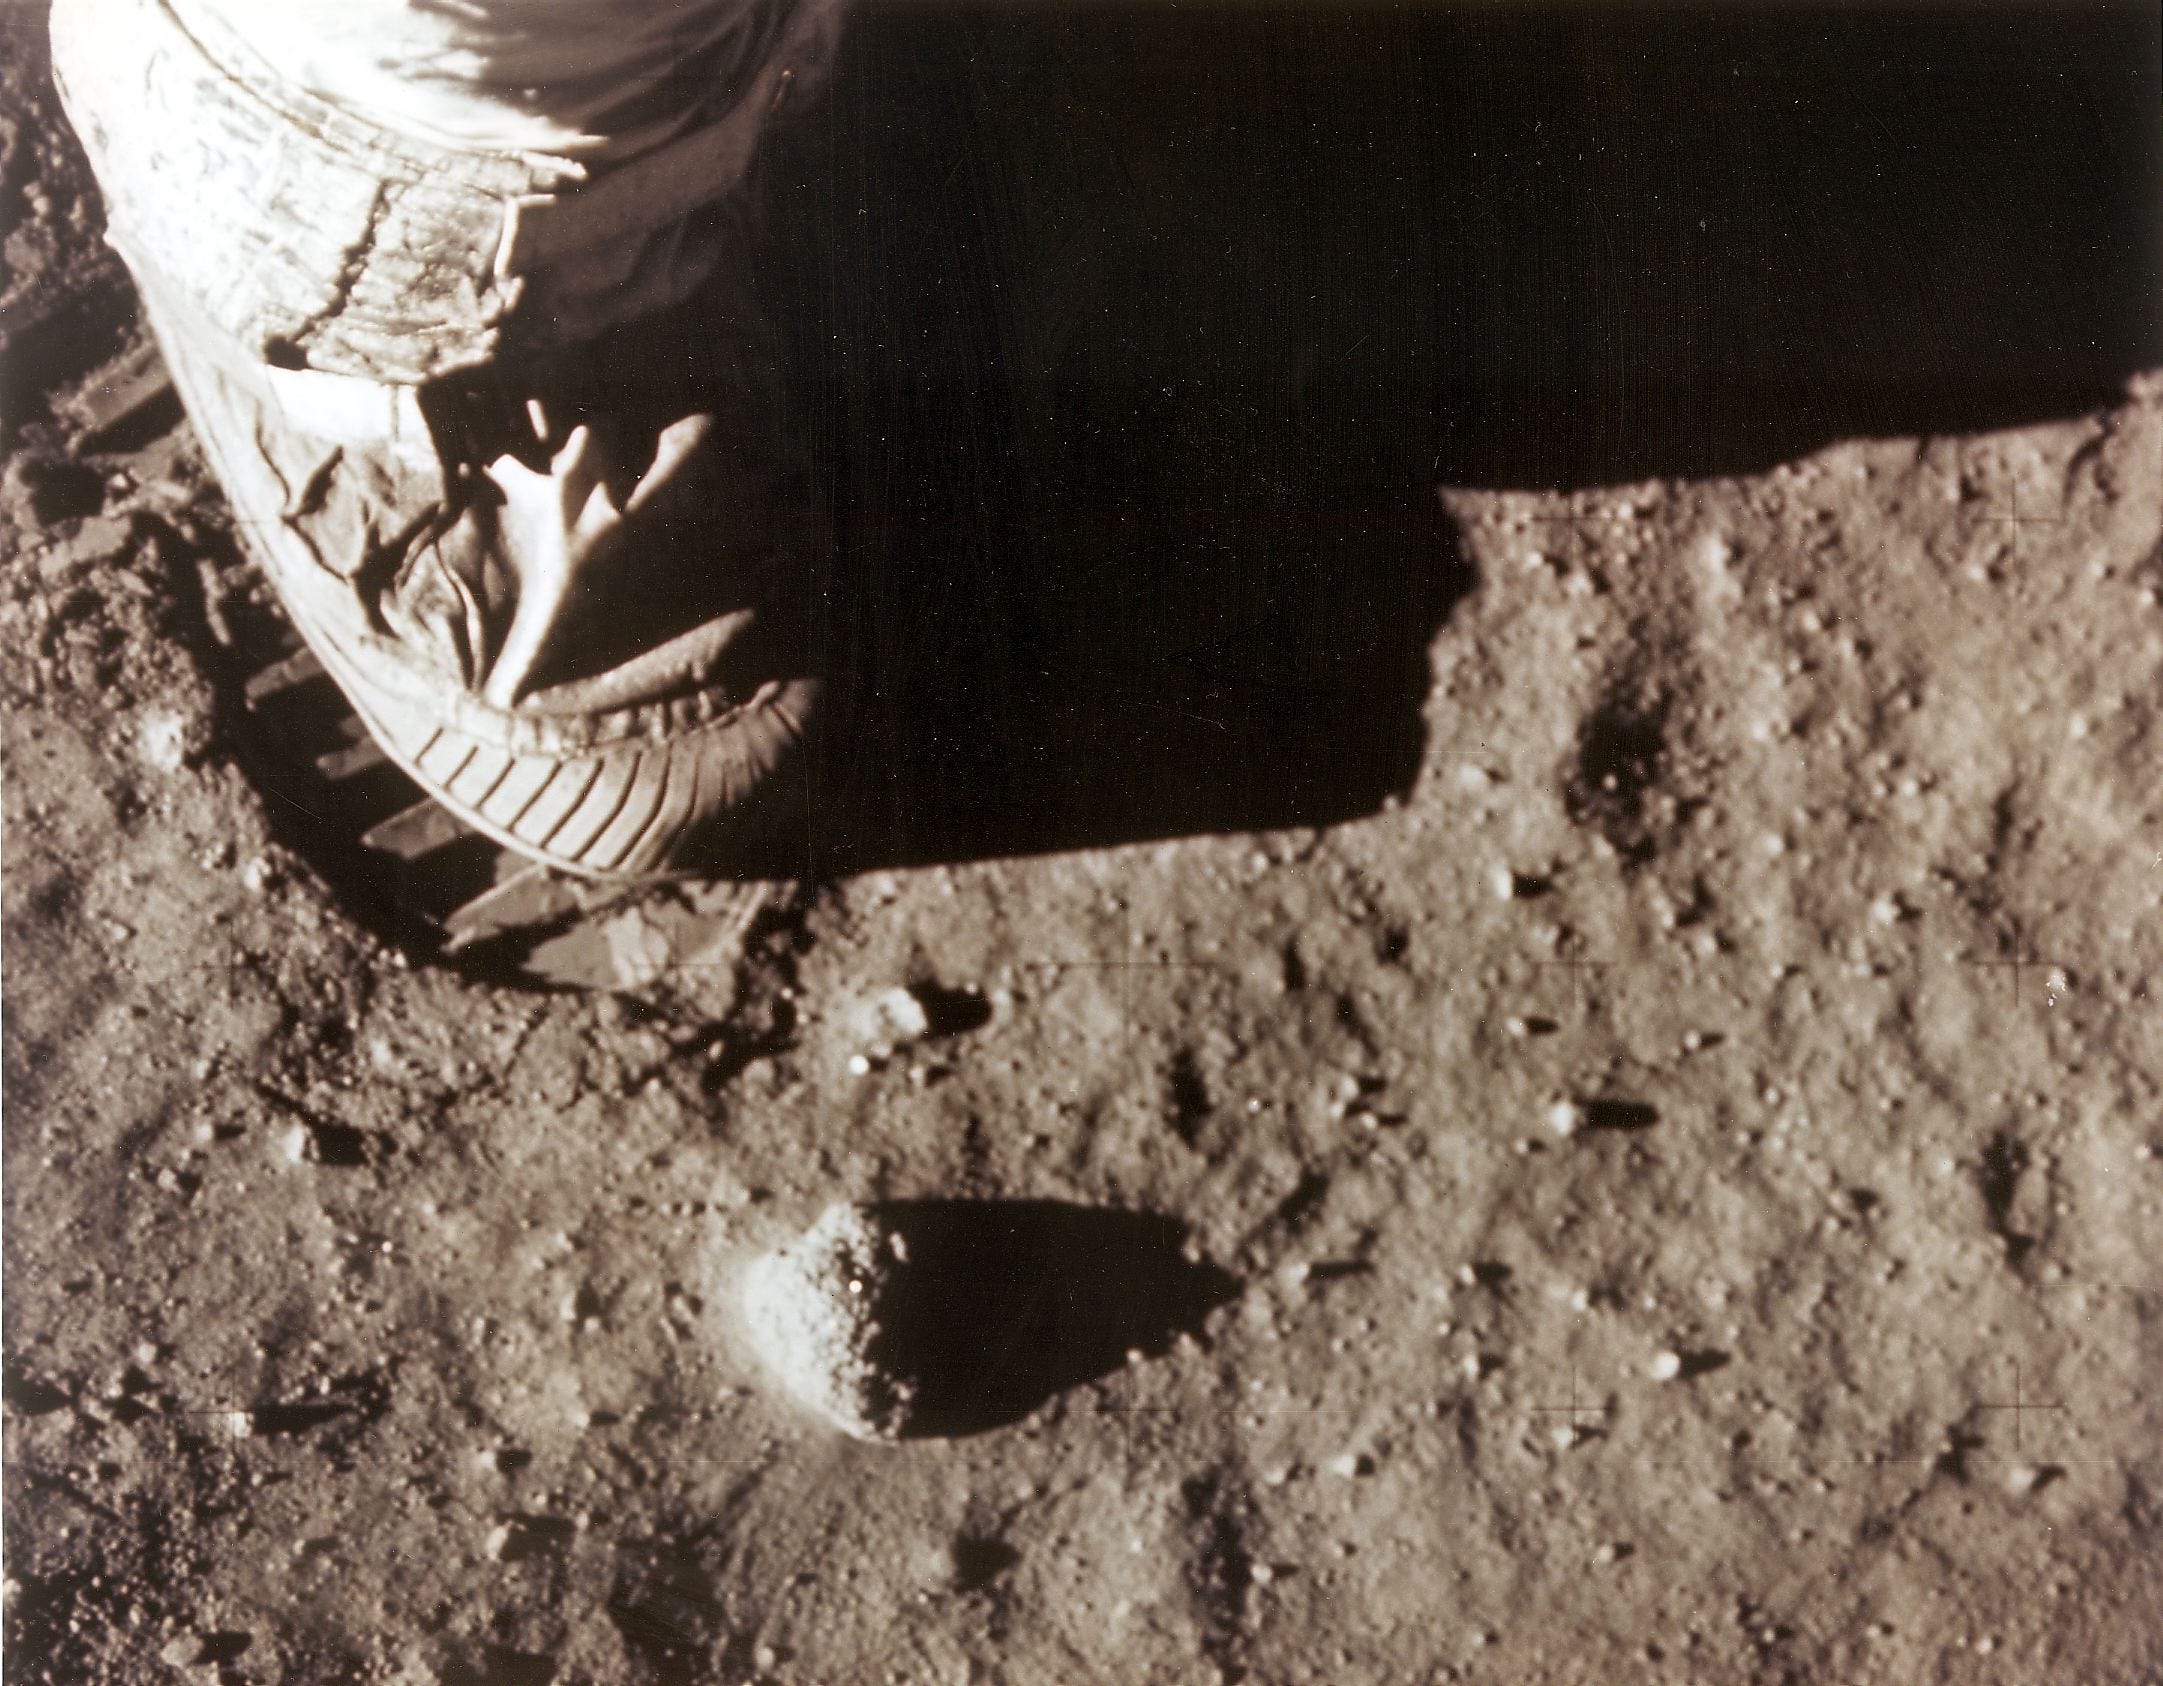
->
xmin=760 ymin=5 xmax=2157 ymax=873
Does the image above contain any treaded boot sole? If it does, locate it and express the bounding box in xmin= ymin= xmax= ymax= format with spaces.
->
xmin=137 ymin=274 xmax=822 ymax=886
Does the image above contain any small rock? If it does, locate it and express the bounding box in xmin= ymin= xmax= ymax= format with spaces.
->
xmin=848 ymin=987 xmax=932 ymax=1058
xmin=136 ymin=709 xmax=189 ymax=774
xmin=1546 ymin=1099 xmax=1583 ymax=1139
xmin=1648 ymin=1350 xmax=1684 ymax=1382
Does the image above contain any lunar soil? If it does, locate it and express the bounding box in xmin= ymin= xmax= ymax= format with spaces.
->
xmin=5 ymin=8 xmax=2162 ymax=1685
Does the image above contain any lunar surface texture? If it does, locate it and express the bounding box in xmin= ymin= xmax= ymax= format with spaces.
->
xmin=4 ymin=6 xmax=2160 ymax=1683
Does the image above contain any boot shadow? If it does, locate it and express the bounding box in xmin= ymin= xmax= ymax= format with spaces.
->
xmin=755 ymin=3 xmax=2157 ymax=875
xmin=863 ymin=1199 xmax=1241 ymax=1438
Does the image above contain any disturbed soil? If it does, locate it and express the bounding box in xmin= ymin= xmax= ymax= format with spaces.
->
xmin=6 ymin=7 xmax=2162 ymax=1684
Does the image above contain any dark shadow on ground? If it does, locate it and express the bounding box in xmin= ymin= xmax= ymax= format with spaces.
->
xmin=758 ymin=3 xmax=2159 ymax=874
xmin=864 ymin=1199 xmax=1240 ymax=1438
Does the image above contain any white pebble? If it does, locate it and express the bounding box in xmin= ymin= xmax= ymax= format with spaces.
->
xmin=135 ymin=710 xmax=188 ymax=773
xmin=854 ymin=986 xmax=930 ymax=1048
xmin=1649 ymin=1351 xmax=1684 ymax=1381
xmin=1546 ymin=1100 xmax=1582 ymax=1139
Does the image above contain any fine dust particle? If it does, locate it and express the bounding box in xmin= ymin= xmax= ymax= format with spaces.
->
xmin=737 ymin=1203 xmax=918 ymax=1441
xmin=1648 ymin=1351 xmax=1684 ymax=1382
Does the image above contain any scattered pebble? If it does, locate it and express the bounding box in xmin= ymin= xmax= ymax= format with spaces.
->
xmin=158 ymin=1633 xmax=211 ymax=1668
xmin=1649 ymin=1351 xmax=1684 ymax=1382
xmin=135 ymin=709 xmax=188 ymax=773
xmin=847 ymin=987 xmax=932 ymax=1065
xmin=2007 ymin=1463 xmax=2048 ymax=1496
xmin=1546 ymin=1099 xmax=1583 ymax=1139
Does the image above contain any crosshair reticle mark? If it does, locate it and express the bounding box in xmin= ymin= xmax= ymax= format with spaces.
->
xmin=1955 ymin=439 xmax=2066 ymax=532
xmin=1962 ymin=941 xmax=2066 ymax=1008
xmin=1974 ymin=1359 xmax=2067 ymax=1455
xmin=1022 ymin=912 xmax=1231 ymax=1068
xmin=1529 ymin=1366 xmax=1608 ymax=1440
xmin=1528 ymin=955 xmax=1613 ymax=1019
